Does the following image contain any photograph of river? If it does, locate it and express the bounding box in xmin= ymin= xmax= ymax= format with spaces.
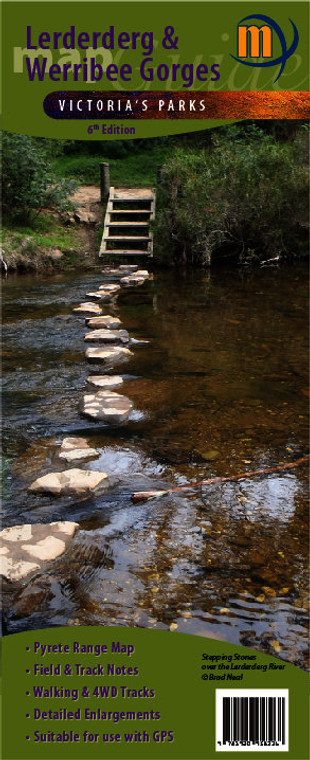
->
xmin=2 ymin=122 xmax=309 ymax=672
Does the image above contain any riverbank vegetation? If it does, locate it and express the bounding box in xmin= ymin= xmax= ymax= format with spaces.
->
xmin=2 ymin=133 xmax=169 ymax=271
xmin=2 ymin=133 xmax=77 ymax=222
xmin=2 ymin=133 xmax=82 ymax=271
xmin=154 ymin=123 xmax=309 ymax=266
xmin=2 ymin=122 xmax=308 ymax=272
xmin=2 ymin=216 xmax=86 ymax=272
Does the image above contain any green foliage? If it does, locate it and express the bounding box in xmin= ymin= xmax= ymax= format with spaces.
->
xmin=52 ymin=142 xmax=171 ymax=187
xmin=154 ymin=124 xmax=309 ymax=265
xmin=2 ymin=133 xmax=76 ymax=222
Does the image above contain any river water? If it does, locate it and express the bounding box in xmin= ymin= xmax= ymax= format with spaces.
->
xmin=2 ymin=264 xmax=309 ymax=669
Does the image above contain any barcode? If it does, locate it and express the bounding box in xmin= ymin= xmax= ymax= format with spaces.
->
xmin=216 ymin=690 xmax=289 ymax=752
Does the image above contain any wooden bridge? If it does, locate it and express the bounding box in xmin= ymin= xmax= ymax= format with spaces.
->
xmin=99 ymin=187 xmax=155 ymax=258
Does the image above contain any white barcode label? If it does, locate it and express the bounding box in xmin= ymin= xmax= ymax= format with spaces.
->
xmin=216 ymin=689 xmax=289 ymax=751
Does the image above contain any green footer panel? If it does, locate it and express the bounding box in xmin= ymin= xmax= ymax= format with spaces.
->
xmin=1 ymin=627 xmax=309 ymax=759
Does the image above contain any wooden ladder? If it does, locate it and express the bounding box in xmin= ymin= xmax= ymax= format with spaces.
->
xmin=99 ymin=187 xmax=155 ymax=258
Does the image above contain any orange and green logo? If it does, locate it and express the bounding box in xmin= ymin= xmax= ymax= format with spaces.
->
xmin=232 ymin=14 xmax=299 ymax=82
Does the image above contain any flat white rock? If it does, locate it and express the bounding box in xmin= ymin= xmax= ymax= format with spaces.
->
xmin=86 ymin=291 xmax=114 ymax=301
xmin=59 ymin=448 xmax=99 ymax=462
xmin=59 ymin=437 xmax=99 ymax=461
xmin=0 ymin=521 xmax=79 ymax=582
xmin=85 ymin=315 xmax=122 ymax=329
xmin=87 ymin=375 xmax=124 ymax=389
xmin=60 ymin=437 xmax=89 ymax=451
xmin=29 ymin=469 xmax=109 ymax=496
xmin=98 ymin=284 xmax=120 ymax=293
xmin=85 ymin=346 xmax=132 ymax=364
xmin=73 ymin=302 xmax=102 ymax=315
xmin=84 ymin=328 xmax=129 ymax=344
xmin=120 ymin=275 xmax=148 ymax=287
xmin=83 ymin=391 xmax=133 ymax=424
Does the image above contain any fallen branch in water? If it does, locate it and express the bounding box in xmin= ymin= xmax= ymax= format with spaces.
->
xmin=131 ymin=454 xmax=310 ymax=503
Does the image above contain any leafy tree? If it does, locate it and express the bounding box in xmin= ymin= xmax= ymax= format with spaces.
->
xmin=154 ymin=124 xmax=309 ymax=265
xmin=2 ymin=133 xmax=76 ymax=221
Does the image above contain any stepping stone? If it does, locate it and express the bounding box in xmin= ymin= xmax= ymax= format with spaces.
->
xmin=98 ymin=284 xmax=120 ymax=293
xmin=73 ymin=302 xmax=102 ymax=315
xmin=101 ymin=267 xmax=138 ymax=278
xmin=136 ymin=270 xmax=150 ymax=277
xmin=29 ymin=469 xmax=109 ymax=496
xmin=59 ymin=437 xmax=99 ymax=462
xmin=83 ymin=391 xmax=133 ymax=424
xmin=86 ymin=291 xmax=115 ymax=301
xmin=87 ymin=375 xmax=124 ymax=390
xmin=84 ymin=328 xmax=129 ymax=344
xmin=85 ymin=346 xmax=132 ymax=365
xmin=60 ymin=437 xmax=89 ymax=451
xmin=0 ymin=522 xmax=79 ymax=582
xmin=101 ymin=267 xmax=125 ymax=277
xmin=120 ymin=270 xmax=150 ymax=287
xmin=120 ymin=276 xmax=147 ymax=287
xmin=85 ymin=315 xmax=122 ymax=330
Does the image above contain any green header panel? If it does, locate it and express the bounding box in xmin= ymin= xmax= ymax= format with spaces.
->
xmin=1 ymin=1 xmax=309 ymax=138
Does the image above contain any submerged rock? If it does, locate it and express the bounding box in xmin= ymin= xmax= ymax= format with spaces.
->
xmin=10 ymin=573 xmax=55 ymax=618
xmin=87 ymin=375 xmax=124 ymax=389
xmin=0 ymin=522 xmax=79 ymax=582
xmin=28 ymin=469 xmax=109 ymax=496
xmin=85 ymin=346 xmax=132 ymax=364
xmin=11 ymin=575 xmax=54 ymax=618
xmin=59 ymin=437 xmax=99 ymax=462
xmin=84 ymin=328 xmax=129 ymax=344
xmin=198 ymin=449 xmax=221 ymax=461
xmin=83 ymin=391 xmax=133 ymax=424
xmin=73 ymin=302 xmax=102 ymax=315
xmin=85 ymin=315 xmax=122 ymax=329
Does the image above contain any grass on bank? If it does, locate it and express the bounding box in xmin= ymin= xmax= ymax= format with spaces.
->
xmin=2 ymin=215 xmax=85 ymax=271
xmin=52 ymin=143 xmax=171 ymax=187
xmin=3 ymin=126 xmax=308 ymax=272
